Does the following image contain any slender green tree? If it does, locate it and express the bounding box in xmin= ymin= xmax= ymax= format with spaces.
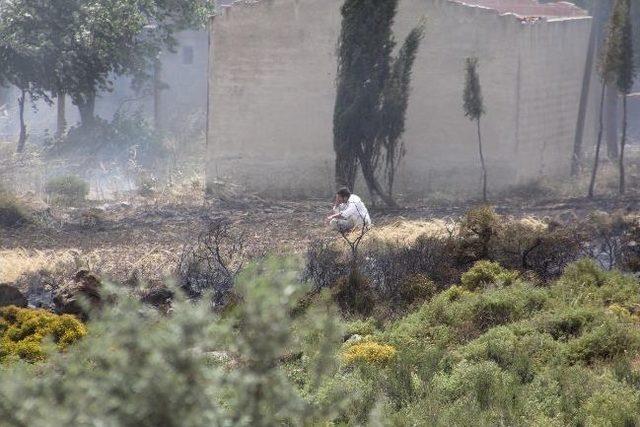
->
xmin=333 ymin=0 xmax=423 ymax=207
xmin=588 ymin=0 xmax=635 ymax=197
xmin=379 ymin=25 xmax=424 ymax=197
xmin=608 ymin=0 xmax=635 ymax=194
xmin=463 ymin=57 xmax=487 ymax=202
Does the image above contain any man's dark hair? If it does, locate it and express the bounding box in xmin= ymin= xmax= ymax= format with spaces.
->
xmin=337 ymin=187 xmax=351 ymax=198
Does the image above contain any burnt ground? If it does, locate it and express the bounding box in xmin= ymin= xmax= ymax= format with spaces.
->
xmin=2 ymin=189 xmax=639 ymax=285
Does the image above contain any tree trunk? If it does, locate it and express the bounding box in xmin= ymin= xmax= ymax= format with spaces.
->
xmin=77 ymin=91 xmax=96 ymax=128
xmin=335 ymin=150 xmax=358 ymax=190
xmin=619 ymin=94 xmax=627 ymax=195
xmin=56 ymin=92 xmax=66 ymax=138
xmin=477 ymin=118 xmax=487 ymax=203
xmin=605 ymin=84 xmax=619 ymax=159
xmin=588 ymin=83 xmax=607 ymax=199
xmin=357 ymin=146 xmax=397 ymax=208
xmin=16 ymin=89 xmax=26 ymax=153
xmin=571 ymin=6 xmax=599 ymax=176
xmin=153 ymin=59 xmax=163 ymax=131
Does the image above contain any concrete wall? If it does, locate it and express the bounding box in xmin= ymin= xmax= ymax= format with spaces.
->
xmin=207 ymin=0 xmax=592 ymax=198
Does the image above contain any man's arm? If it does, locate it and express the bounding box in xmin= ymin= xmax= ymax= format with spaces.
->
xmin=326 ymin=211 xmax=344 ymax=222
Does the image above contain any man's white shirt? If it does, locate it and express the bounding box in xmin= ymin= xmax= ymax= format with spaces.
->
xmin=341 ymin=194 xmax=372 ymax=227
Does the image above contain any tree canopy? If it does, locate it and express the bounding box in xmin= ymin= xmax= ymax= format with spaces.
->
xmin=0 ymin=0 xmax=214 ymax=126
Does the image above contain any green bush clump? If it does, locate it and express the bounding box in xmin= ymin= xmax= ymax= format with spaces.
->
xmin=3 ymin=251 xmax=640 ymax=425
xmin=564 ymin=317 xmax=640 ymax=364
xmin=460 ymin=260 xmax=519 ymax=291
xmin=535 ymin=307 xmax=603 ymax=341
xmin=552 ymin=259 xmax=640 ymax=307
xmin=470 ymin=284 xmax=548 ymax=332
xmin=343 ymin=318 xmax=378 ymax=338
xmin=0 ymin=187 xmax=29 ymax=228
xmin=431 ymin=360 xmax=518 ymax=412
xmin=0 ymin=305 xmax=86 ymax=363
xmin=460 ymin=325 xmax=559 ymax=381
xmin=44 ymin=175 xmax=89 ymax=204
xmin=0 ymin=260 xmax=350 ymax=426
xmin=396 ymin=273 xmax=437 ymax=303
xmin=56 ymin=113 xmax=167 ymax=166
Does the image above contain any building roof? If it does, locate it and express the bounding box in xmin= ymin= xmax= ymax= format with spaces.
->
xmin=452 ymin=0 xmax=588 ymax=19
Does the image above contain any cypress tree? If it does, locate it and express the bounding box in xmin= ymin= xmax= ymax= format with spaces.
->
xmin=463 ymin=57 xmax=487 ymax=202
xmin=333 ymin=0 xmax=423 ymax=207
xmin=589 ymin=0 xmax=635 ymax=197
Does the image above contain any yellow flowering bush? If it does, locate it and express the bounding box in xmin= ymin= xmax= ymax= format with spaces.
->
xmin=0 ymin=305 xmax=86 ymax=363
xmin=342 ymin=341 xmax=397 ymax=366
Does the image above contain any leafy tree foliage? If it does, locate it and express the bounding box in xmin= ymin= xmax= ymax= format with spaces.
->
xmin=0 ymin=0 xmax=214 ymax=133
xmin=333 ymin=0 xmax=423 ymax=207
xmin=0 ymin=11 xmax=51 ymax=152
xmin=463 ymin=57 xmax=487 ymax=202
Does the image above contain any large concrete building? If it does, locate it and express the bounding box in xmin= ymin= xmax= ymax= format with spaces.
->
xmin=207 ymin=0 xmax=592 ymax=198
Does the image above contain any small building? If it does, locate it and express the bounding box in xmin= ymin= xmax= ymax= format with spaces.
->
xmin=206 ymin=0 xmax=592 ymax=198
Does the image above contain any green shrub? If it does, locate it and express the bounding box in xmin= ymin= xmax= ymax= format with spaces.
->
xmin=471 ymin=284 xmax=548 ymax=332
xmin=460 ymin=260 xmax=519 ymax=291
xmin=552 ymin=259 xmax=640 ymax=307
xmin=396 ymin=273 xmax=437 ymax=305
xmin=0 ymin=188 xmax=29 ymax=228
xmin=461 ymin=325 xmax=559 ymax=382
xmin=44 ymin=175 xmax=89 ymax=204
xmin=343 ymin=318 xmax=378 ymax=338
xmin=583 ymin=377 xmax=640 ymax=426
xmin=0 ymin=305 xmax=86 ymax=363
xmin=56 ymin=112 xmax=167 ymax=167
xmin=535 ymin=307 xmax=603 ymax=341
xmin=564 ymin=317 xmax=640 ymax=364
xmin=432 ymin=360 xmax=518 ymax=411
xmin=0 ymin=260 xmax=349 ymax=426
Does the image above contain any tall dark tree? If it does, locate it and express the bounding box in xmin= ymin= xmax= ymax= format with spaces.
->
xmin=333 ymin=0 xmax=423 ymax=207
xmin=463 ymin=57 xmax=487 ymax=202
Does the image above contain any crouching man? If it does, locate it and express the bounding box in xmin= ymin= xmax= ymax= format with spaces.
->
xmin=326 ymin=187 xmax=372 ymax=233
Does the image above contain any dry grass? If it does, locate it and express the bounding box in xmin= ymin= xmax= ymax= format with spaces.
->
xmin=0 ymin=245 xmax=180 ymax=285
xmin=0 ymin=249 xmax=77 ymax=284
xmin=365 ymin=218 xmax=454 ymax=246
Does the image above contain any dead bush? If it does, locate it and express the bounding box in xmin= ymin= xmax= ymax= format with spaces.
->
xmin=458 ymin=205 xmax=501 ymax=261
xmin=491 ymin=220 xmax=583 ymax=280
xmin=331 ymin=271 xmax=376 ymax=317
xmin=364 ymin=235 xmax=464 ymax=293
xmin=619 ymin=219 xmax=640 ymax=272
xmin=302 ymin=239 xmax=349 ymax=289
xmin=177 ymin=218 xmax=246 ymax=305
xmin=0 ymin=189 xmax=29 ymax=228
